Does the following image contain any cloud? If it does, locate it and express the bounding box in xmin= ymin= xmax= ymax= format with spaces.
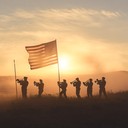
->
xmin=12 ymin=9 xmax=36 ymax=19
xmin=101 ymin=11 xmax=120 ymax=18
xmin=0 ymin=8 xmax=127 ymax=75
xmin=0 ymin=8 xmax=123 ymax=44
xmin=0 ymin=8 xmax=121 ymax=31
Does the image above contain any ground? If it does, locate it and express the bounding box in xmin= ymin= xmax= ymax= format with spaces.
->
xmin=0 ymin=92 xmax=128 ymax=128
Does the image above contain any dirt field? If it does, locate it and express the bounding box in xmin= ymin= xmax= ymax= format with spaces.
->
xmin=0 ymin=91 xmax=128 ymax=128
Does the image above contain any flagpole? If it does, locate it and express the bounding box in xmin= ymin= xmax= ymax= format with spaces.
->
xmin=56 ymin=40 xmax=61 ymax=94
xmin=14 ymin=60 xmax=18 ymax=99
xmin=57 ymin=59 xmax=61 ymax=94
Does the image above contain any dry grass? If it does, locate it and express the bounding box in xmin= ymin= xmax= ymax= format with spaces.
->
xmin=0 ymin=92 xmax=128 ymax=128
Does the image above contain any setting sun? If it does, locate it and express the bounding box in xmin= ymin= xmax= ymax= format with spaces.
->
xmin=58 ymin=55 xmax=70 ymax=72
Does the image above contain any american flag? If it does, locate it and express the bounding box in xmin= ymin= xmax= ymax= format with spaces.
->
xmin=25 ymin=40 xmax=58 ymax=70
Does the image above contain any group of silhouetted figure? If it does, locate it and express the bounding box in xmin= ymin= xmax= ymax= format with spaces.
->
xmin=16 ymin=76 xmax=107 ymax=99
xmin=58 ymin=77 xmax=107 ymax=99
xmin=16 ymin=77 xmax=44 ymax=98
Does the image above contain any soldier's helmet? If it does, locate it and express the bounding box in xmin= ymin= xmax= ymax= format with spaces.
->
xmin=39 ymin=79 xmax=43 ymax=82
xmin=76 ymin=77 xmax=79 ymax=81
xmin=102 ymin=77 xmax=105 ymax=79
xmin=24 ymin=76 xmax=28 ymax=80
xmin=63 ymin=79 xmax=66 ymax=82
xmin=90 ymin=78 xmax=93 ymax=81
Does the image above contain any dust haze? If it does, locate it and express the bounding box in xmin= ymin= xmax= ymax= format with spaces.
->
xmin=0 ymin=71 xmax=128 ymax=100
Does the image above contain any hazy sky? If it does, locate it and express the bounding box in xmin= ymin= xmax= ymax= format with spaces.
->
xmin=0 ymin=0 xmax=128 ymax=76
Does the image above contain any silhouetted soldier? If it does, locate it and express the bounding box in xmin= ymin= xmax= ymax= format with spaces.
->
xmin=16 ymin=76 xmax=29 ymax=98
xmin=101 ymin=77 xmax=107 ymax=98
xmin=83 ymin=78 xmax=93 ymax=98
xmin=34 ymin=79 xmax=44 ymax=97
xmin=58 ymin=79 xmax=68 ymax=98
xmin=71 ymin=77 xmax=81 ymax=98
xmin=95 ymin=77 xmax=107 ymax=98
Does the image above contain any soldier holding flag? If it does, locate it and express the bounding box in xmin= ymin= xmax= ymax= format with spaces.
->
xmin=58 ymin=79 xmax=68 ymax=98
xmin=16 ymin=76 xmax=29 ymax=98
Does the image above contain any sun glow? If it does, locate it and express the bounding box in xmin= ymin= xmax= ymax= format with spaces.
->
xmin=59 ymin=55 xmax=70 ymax=72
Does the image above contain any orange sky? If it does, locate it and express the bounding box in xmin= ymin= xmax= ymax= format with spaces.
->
xmin=0 ymin=1 xmax=128 ymax=77
xmin=1 ymin=38 xmax=127 ymax=77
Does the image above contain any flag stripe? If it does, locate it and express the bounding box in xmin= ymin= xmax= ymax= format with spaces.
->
xmin=29 ymin=55 xmax=57 ymax=62
xmin=30 ymin=62 xmax=57 ymax=70
xmin=26 ymin=42 xmax=46 ymax=49
xmin=30 ymin=61 xmax=58 ymax=70
xmin=28 ymin=51 xmax=57 ymax=57
xmin=30 ymin=59 xmax=58 ymax=67
xmin=25 ymin=40 xmax=58 ymax=70
xmin=26 ymin=40 xmax=56 ymax=49
xmin=29 ymin=57 xmax=58 ymax=65
xmin=27 ymin=48 xmax=45 ymax=54
xmin=29 ymin=52 xmax=45 ymax=57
